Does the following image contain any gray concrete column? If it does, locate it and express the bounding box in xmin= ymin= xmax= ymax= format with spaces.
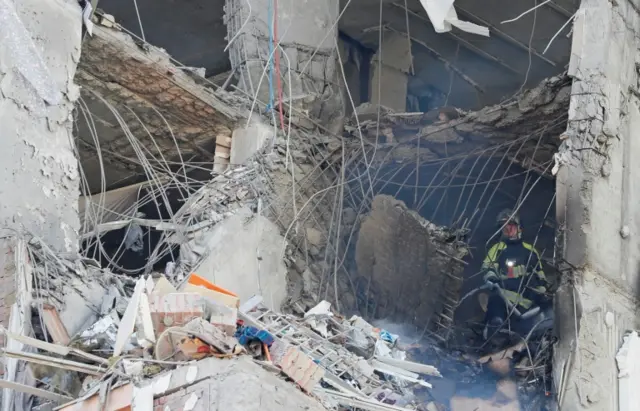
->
xmin=369 ymin=32 xmax=413 ymax=112
xmin=0 ymin=0 xmax=81 ymax=251
xmin=555 ymin=1 xmax=640 ymax=410
xmin=225 ymin=0 xmax=344 ymax=131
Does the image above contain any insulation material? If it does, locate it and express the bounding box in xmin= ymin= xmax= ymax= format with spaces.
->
xmin=419 ymin=0 xmax=489 ymax=36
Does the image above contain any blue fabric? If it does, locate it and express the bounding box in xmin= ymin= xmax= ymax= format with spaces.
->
xmin=235 ymin=325 xmax=275 ymax=346
xmin=379 ymin=330 xmax=398 ymax=344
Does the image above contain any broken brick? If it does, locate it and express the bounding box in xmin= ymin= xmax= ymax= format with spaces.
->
xmin=269 ymin=339 xmax=324 ymax=393
xmin=149 ymin=293 xmax=205 ymax=334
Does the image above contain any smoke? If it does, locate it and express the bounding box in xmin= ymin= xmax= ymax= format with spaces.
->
xmin=370 ymin=319 xmax=423 ymax=344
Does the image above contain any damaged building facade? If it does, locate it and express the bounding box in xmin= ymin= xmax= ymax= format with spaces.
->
xmin=0 ymin=0 xmax=639 ymax=410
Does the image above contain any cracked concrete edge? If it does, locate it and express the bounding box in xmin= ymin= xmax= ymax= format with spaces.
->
xmin=555 ymin=1 xmax=640 ymax=410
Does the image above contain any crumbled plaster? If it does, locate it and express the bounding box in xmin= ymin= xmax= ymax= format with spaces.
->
xmin=0 ymin=0 xmax=82 ymax=252
xmin=555 ymin=267 xmax=639 ymax=411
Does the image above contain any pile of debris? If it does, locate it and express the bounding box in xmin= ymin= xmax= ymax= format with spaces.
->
xmin=2 ymin=228 xmax=554 ymax=411
xmin=2 ymin=233 xmax=449 ymax=411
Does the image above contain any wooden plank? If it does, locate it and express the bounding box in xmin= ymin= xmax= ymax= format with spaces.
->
xmin=42 ymin=305 xmax=71 ymax=346
xmin=0 ymin=380 xmax=72 ymax=403
xmin=113 ymin=278 xmax=145 ymax=356
xmin=1 ymin=326 xmax=108 ymax=365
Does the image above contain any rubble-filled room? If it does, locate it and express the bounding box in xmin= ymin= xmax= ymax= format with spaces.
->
xmin=1 ymin=0 xmax=591 ymax=411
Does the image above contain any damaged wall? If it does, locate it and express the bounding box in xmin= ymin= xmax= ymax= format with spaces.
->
xmin=0 ymin=0 xmax=82 ymax=252
xmin=555 ymin=0 xmax=640 ymax=410
xmin=182 ymin=207 xmax=288 ymax=311
xmin=354 ymin=195 xmax=466 ymax=336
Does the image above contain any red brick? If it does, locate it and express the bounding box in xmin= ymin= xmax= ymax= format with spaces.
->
xmin=269 ymin=340 xmax=324 ymax=393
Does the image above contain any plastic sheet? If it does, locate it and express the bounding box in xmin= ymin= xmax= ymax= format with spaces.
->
xmin=419 ymin=0 xmax=489 ymax=36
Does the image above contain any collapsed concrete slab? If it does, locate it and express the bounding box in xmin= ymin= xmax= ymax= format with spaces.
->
xmin=74 ymin=23 xmax=249 ymax=191
xmin=354 ymin=195 xmax=467 ymax=338
xmin=181 ymin=207 xmax=288 ymax=312
xmin=346 ymin=75 xmax=571 ymax=176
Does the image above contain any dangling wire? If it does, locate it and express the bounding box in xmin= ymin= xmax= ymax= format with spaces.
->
xmin=267 ymin=0 xmax=275 ymax=113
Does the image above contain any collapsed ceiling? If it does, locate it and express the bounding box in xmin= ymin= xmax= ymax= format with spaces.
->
xmin=74 ymin=0 xmax=576 ymax=196
xmin=97 ymin=0 xmax=577 ymax=108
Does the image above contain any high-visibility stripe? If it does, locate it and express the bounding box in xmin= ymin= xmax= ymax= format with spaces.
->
xmin=533 ymin=285 xmax=546 ymax=293
xmin=501 ymin=289 xmax=533 ymax=309
xmin=523 ymin=242 xmax=547 ymax=281
xmin=483 ymin=242 xmax=506 ymax=269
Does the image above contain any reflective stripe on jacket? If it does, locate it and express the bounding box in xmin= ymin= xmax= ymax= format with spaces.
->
xmin=482 ymin=240 xmax=548 ymax=307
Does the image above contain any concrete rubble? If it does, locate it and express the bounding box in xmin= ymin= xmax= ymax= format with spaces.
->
xmin=0 ymin=228 xmax=537 ymax=411
xmin=0 ymin=151 xmax=553 ymax=411
xmin=0 ymin=5 xmax=591 ymax=411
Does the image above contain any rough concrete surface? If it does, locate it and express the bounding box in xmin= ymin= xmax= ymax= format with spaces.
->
xmin=182 ymin=207 xmax=288 ymax=311
xmin=230 ymin=121 xmax=273 ymax=166
xmin=0 ymin=0 xmax=82 ymax=252
xmin=150 ymin=356 xmax=327 ymax=411
xmin=75 ymin=25 xmax=247 ymax=192
xmin=225 ymin=0 xmax=345 ymax=129
xmin=346 ymin=74 xmax=571 ymax=175
xmin=554 ymin=0 xmax=640 ymax=410
xmin=355 ymin=195 xmax=465 ymax=330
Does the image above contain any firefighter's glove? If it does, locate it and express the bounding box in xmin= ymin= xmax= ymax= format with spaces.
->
xmin=483 ymin=271 xmax=499 ymax=284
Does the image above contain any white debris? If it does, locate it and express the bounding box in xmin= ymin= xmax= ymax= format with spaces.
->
xmin=617 ymin=331 xmax=640 ymax=411
xmin=419 ymin=0 xmax=489 ymax=36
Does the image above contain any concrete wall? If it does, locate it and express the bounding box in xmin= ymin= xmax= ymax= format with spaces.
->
xmin=556 ymin=0 xmax=640 ymax=409
xmin=370 ymin=33 xmax=412 ymax=112
xmin=0 ymin=0 xmax=82 ymax=252
xmin=181 ymin=207 xmax=288 ymax=311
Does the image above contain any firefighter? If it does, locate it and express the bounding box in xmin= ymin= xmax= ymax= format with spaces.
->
xmin=482 ymin=209 xmax=549 ymax=329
